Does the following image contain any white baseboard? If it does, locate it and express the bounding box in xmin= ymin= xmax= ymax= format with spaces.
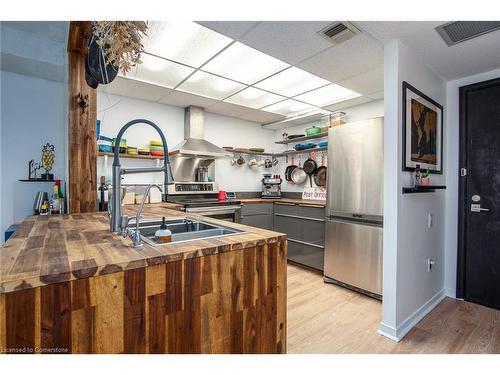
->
xmin=378 ymin=289 xmax=446 ymax=342
xmin=445 ymin=288 xmax=456 ymax=299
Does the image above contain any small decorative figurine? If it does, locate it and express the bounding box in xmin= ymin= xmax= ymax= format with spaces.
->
xmin=41 ymin=143 xmax=55 ymax=180
xmin=28 ymin=159 xmax=42 ymax=180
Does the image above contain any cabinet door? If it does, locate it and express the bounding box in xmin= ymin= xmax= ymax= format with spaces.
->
xmin=241 ymin=203 xmax=273 ymax=215
xmin=274 ymin=213 xmax=300 ymax=235
xmin=288 ymin=240 xmax=324 ymax=271
xmin=241 ymin=213 xmax=273 ymax=230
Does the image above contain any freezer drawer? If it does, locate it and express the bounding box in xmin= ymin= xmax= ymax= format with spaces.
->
xmin=324 ymin=217 xmax=382 ymax=296
xmin=288 ymin=239 xmax=324 ymax=271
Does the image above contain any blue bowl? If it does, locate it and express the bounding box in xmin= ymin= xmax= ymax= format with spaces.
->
xmin=99 ymin=144 xmax=113 ymax=153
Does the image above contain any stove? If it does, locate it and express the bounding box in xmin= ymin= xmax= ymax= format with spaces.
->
xmin=167 ymin=182 xmax=241 ymax=222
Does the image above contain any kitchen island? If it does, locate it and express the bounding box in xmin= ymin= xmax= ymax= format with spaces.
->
xmin=0 ymin=205 xmax=287 ymax=354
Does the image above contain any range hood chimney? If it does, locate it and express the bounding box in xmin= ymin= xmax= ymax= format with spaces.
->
xmin=170 ymin=106 xmax=230 ymax=158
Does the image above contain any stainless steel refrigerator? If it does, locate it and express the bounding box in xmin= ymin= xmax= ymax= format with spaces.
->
xmin=324 ymin=117 xmax=383 ymax=298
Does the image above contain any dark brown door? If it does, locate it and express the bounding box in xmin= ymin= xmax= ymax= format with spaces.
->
xmin=459 ymin=77 xmax=500 ymax=310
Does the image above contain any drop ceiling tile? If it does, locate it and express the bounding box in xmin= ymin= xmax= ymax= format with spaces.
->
xmin=99 ymin=76 xmax=173 ymax=102
xmin=237 ymin=109 xmax=286 ymax=124
xmin=224 ymin=87 xmax=285 ymax=109
xmin=294 ymin=84 xmax=360 ymax=107
xmin=143 ymin=21 xmax=233 ymax=67
xmin=176 ymin=71 xmax=247 ymax=100
xmin=337 ymin=66 xmax=384 ymax=95
xmin=262 ymin=99 xmax=318 ymax=116
xmin=238 ymin=21 xmax=335 ymax=65
xmin=201 ymin=42 xmax=289 ymax=85
xmin=157 ymin=90 xmax=218 ymax=108
xmin=297 ymin=34 xmax=383 ymax=83
xmin=323 ymin=96 xmax=373 ymax=112
xmin=128 ymin=53 xmax=194 ymax=88
xmin=255 ymin=66 xmax=330 ymax=97
xmin=206 ymin=101 xmax=253 ymax=118
xmin=196 ymin=21 xmax=259 ymax=40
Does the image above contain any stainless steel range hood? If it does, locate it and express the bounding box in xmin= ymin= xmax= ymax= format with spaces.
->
xmin=170 ymin=106 xmax=230 ymax=158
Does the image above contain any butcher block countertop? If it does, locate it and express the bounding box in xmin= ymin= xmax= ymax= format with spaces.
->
xmin=239 ymin=198 xmax=326 ymax=207
xmin=0 ymin=204 xmax=286 ymax=294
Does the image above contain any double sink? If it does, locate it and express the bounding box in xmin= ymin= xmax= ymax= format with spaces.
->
xmin=128 ymin=217 xmax=245 ymax=246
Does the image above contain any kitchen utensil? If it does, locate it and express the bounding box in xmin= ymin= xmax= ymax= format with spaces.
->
xmin=217 ymin=190 xmax=227 ymax=201
xmin=223 ymin=146 xmax=234 ymax=151
xmin=237 ymin=155 xmax=245 ymax=165
xmin=249 ymin=147 xmax=265 ymax=153
xmin=272 ymin=156 xmax=279 ymax=166
xmin=287 ymin=134 xmax=305 ymax=140
xmin=248 ymin=158 xmax=258 ymax=167
xmin=294 ymin=143 xmax=317 ymax=151
xmin=303 ymin=156 xmax=318 ymax=187
xmin=257 ymin=159 xmax=265 ymax=167
xmin=98 ymin=144 xmax=113 ymax=153
xmin=264 ymin=159 xmax=273 ymax=168
xmin=150 ymin=140 xmax=163 ymax=147
xmin=234 ymin=147 xmax=249 ymax=152
xmin=150 ymin=151 xmax=165 ymax=157
xmin=305 ymin=126 xmax=321 ymax=136
xmin=291 ymin=163 xmax=307 ymax=184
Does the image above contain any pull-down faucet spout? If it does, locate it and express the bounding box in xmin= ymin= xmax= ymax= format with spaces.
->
xmin=109 ymin=119 xmax=174 ymax=233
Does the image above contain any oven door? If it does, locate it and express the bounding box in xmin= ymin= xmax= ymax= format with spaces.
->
xmin=185 ymin=206 xmax=242 ymax=223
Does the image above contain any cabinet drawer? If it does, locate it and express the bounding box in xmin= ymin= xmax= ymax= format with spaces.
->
xmin=241 ymin=213 xmax=273 ymax=230
xmin=301 ymin=220 xmax=325 ymax=246
xmin=274 ymin=202 xmax=297 ymax=216
xmin=288 ymin=240 xmax=324 ymax=271
xmin=274 ymin=213 xmax=301 ymax=235
xmin=297 ymin=204 xmax=325 ymax=220
xmin=241 ymin=203 xmax=273 ymax=215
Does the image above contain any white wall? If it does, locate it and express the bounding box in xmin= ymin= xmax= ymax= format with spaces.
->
xmin=0 ymin=71 xmax=67 ymax=240
xmin=444 ymin=67 xmax=500 ymax=298
xmin=274 ymin=99 xmax=384 ymax=192
xmin=97 ymin=92 xmax=277 ymax=192
xmin=379 ymin=40 xmax=447 ymax=341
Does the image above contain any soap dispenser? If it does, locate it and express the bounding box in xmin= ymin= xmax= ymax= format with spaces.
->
xmin=155 ymin=217 xmax=172 ymax=244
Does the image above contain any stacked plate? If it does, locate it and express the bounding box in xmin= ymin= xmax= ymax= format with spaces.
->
xmin=149 ymin=140 xmax=164 ymax=157
xmin=98 ymin=135 xmax=113 ymax=153
xmin=112 ymin=138 xmax=127 ymax=153
xmin=138 ymin=148 xmax=150 ymax=156
xmin=127 ymin=146 xmax=138 ymax=156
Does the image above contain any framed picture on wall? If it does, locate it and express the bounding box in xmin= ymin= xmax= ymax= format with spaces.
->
xmin=402 ymin=81 xmax=443 ymax=174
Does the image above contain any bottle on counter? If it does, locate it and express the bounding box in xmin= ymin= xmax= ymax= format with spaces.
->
xmin=98 ymin=175 xmax=109 ymax=212
xmin=55 ymin=179 xmax=65 ymax=214
xmin=50 ymin=184 xmax=60 ymax=215
xmin=40 ymin=200 xmax=49 ymax=215
xmin=155 ymin=217 xmax=172 ymax=244
xmin=414 ymin=164 xmax=422 ymax=187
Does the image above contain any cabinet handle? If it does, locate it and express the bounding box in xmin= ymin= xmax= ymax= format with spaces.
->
xmin=275 ymin=202 xmax=295 ymax=206
xmin=288 ymin=238 xmax=325 ymax=249
xmin=298 ymin=204 xmax=325 ymax=208
xmin=274 ymin=213 xmax=325 ymax=222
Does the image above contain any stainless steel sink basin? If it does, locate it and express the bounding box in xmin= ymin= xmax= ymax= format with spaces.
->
xmin=127 ymin=217 xmax=245 ymax=245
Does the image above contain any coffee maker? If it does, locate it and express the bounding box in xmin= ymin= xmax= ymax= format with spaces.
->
xmin=261 ymin=174 xmax=282 ymax=199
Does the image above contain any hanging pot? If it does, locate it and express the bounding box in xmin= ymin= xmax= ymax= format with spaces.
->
xmin=85 ymin=36 xmax=119 ymax=88
xmin=313 ymin=154 xmax=327 ymax=187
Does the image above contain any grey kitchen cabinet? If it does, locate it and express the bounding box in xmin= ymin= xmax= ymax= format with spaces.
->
xmin=240 ymin=203 xmax=274 ymax=230
xmin=274 ymin=202 xmax=325 ymax=271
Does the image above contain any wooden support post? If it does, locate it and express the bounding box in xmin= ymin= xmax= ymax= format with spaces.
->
xmin=67 ymin=22 xmax=97 ymax=213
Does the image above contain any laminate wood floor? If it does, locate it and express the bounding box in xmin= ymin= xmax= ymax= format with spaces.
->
xmin=287 ymin=263 xmax=500 ymax=354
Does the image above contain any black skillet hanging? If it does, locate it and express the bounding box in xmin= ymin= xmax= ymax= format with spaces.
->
xmin=85 ymin=35 xmax=119 ymax=88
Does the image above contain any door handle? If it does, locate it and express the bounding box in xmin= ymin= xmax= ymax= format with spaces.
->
xmin=471 ymin=204 xmax=490 ymax=212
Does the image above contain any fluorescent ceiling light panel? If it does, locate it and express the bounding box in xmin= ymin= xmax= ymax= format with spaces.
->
xmin=262 ymin=99 xmax=318 ymax=116
xmin=255 ymin=67 xmax=330 ymax=97
xmin=201 ymin=42 xmax=290 ymax=85
xmin=128 ymin=53 xmax=194 ymax=88
xmin=177 ymin=71 xmax=246 ymax=100
xmin=224 ymin=87 xmax=286 ymax=109
xmin=143 ymin=21 xmax=233 ymax=67
xmin=294 ymin=83 xmax=361 ymax=107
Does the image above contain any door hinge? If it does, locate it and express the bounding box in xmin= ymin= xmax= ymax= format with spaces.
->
xmin=460 ymin=168 xmax=467 ymax=176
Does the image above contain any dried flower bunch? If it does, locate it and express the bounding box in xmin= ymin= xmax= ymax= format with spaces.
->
xmin=92 ymin=21 xmax=148 ymax=74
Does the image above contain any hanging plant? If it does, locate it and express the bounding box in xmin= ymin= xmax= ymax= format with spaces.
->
xmin=92 ymin=21 xmax=148 ymax=74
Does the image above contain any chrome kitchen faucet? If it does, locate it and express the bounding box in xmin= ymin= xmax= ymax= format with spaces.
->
xmin=109 ymin=119 xmax=174 ymax=238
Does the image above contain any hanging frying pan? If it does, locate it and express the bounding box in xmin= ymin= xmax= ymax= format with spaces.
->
xmin=291 ymin=157 xmax=307 ymax=184
xmin=285 ymin=155 xmax=297 ymax=182
xmin=314 ymin=153 xmax=327 ymax=187
xmin=303 ymin=155 xmax=318 ymax=187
